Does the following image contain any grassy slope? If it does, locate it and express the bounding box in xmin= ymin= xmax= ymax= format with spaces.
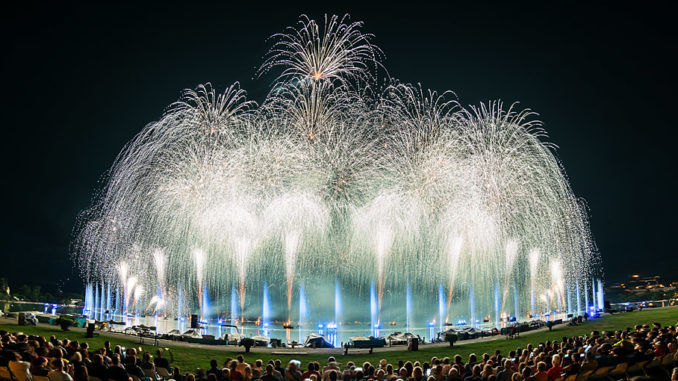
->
xmin=2 ymin=307 xmax=677 ymax=372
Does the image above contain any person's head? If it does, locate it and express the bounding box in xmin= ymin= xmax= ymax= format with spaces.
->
xmin=329 ymin=370 xmax=338 ymax=381
xmin=91 ymin=354 xmax=102 ymax=365
xmin=230 ymin=361 xmax=238 ymax=370
xmin=399 ymin=367 xmax=408 ymax=378
xmin=469 ymin=354 xmax=477 ymax=364
xmin=537 ymin=362 xmax=546 ymax=372
xmin=208 ymin=374 xmax=217 ymax=381
xmin=237 ymin=355 xmax=244 ymax=363
xmin=472 ymin=364 xmax=481 ymax=376
xmin=266 ymin=364 xmax=274 ymax=374
xmin=210 ymin=359 xmax=218 ymax=368
xmin=34 ymin=356 xmax=48 ymax=368
xmin=328 ymin=357 xmax=336 ymax=364
xmin=186 ymin=374 xmax=196 ymax=381
xmin=551 ymin=354 xmax=561 ymax=367
xmin=256 ymin=359 xmax=263 ymax=368
xmin=288 ymin=361 xmax=298 ymax=372
xmin=454 ymin=355 xmax=462 ymax=364
xmin=72 ymin=351 xmax=82 ymax=363
xmin=413 ymin=367 xmax=423 ymax=378
xmin=521 ymin=367 xmax=531 ymax=378
xmin=448 ymin=368 xmax=458 ymax=378
xmin=54 ymin=359 xmax=64 ymax=371
xmin=156 ymin=348 xmax=164 ymax=358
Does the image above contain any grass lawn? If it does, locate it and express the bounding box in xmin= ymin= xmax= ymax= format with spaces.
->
xmin=2 ymin=307 xmax=677 ymax=372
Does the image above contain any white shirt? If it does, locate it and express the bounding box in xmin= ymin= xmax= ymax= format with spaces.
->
xmin=47 ymin=370 xmax=73 ymax=381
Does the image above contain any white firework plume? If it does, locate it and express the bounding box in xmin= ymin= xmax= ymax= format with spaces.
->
xmin=73 ymin=14 xmax=599 ymax=323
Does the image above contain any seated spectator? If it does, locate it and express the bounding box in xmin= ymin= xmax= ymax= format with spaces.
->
xmin=545 ymin=355 xmax=561 ymax=381
xmin=71 ymin=352 xmax=84 ymax=370
xmin=229 ymin=361 xmax=243 ymax=381
xmin=207 ymin=359 xmax=221 ymax=380
xmin=173 ymin=367 xmax=185 ymax=381
xmin=140 ymin=352 xmax=155 ymax=374
xmin=48 ymin=360 xmax=73 ymax=381
xmin=50 ymin=347 xmax=69 ymax=369
xmin=262 ymin=364 xmax=280 ymax=381
xmin=125 ymin=354 xmax=144 ymax=380
xmin=463 ymin=364 xmax=481 ymax=381
xmin=285 ymin=361 xmax=302 ymax=381
xmin=447 ymin=367 xmax=462 ymax=381
xmin=105 ymin=354 xmax=130 ymax=381
xmin=9 ymin=351 xmax=32 ymax=381
xmin=153 ymin=349 xmax=170 ymax=372
xmin=73 ymin=364 xmax=89 ymax=381
xmin=532 ymin=362 xmax=547 ymax=381
xmin=32 ymin=356 xmax=51 ymax=377
xmin=87 ymin=354 xmax=108 ymax=381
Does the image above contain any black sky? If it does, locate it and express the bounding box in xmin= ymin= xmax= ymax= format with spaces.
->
xmin=1 ymin=2 xmax=676 ymax=293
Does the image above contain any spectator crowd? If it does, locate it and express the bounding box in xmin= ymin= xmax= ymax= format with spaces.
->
xmin=1 ymin=320 xmax=677 ymax=381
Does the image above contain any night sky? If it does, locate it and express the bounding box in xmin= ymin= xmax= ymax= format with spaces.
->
xmin=2 ymin=3 xmax=675 ymax=293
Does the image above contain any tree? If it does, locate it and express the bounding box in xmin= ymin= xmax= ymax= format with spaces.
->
xmin=238 ymin=338 xmax=255 ymax=353
xmin=0 ymin=278 xmax=8 ymax=298
xmin=30 ymin=286 xmax=41 ymax=301
xmin=445 ymin=332 xmax=458 ymax=347
xmin=56 ymin=316 xmax=73 ymax=331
